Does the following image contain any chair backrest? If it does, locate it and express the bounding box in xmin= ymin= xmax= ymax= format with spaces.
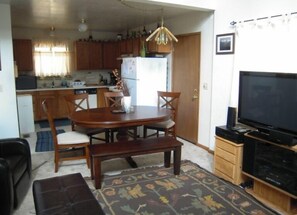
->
xmin=42 ymin=99 xmax=58 ymax=148
xmin=157 ymin=91 xmax=181 ymax=121
xmin=104 ymin=91 xmax=124 ymax=107
xmin=64 ymin=93 xmax=90 ymax=114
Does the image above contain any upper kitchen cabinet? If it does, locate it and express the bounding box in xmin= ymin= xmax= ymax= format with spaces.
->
xmin=74 ymin=41 xmax=103 ymax=70
xmin=13 ymin=39 xmax=33 ymax=72
xmin=103 ymin=41 xmax=119 ymax=69
xmin=146 ymin=40 xmax=172 ymax=54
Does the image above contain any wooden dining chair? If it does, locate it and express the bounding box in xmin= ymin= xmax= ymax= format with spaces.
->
xmin=104 ymin=91 xmax=124 ymax=108
xmin=143 ymin=91 xmax=181 ymax=138
xmin=64 ymin=93 xmax=109 ymax=144
xmin=104 ymin=91 xmax=137 ymax=142
xmin=42 ymin=99 xmax=90 ymax=172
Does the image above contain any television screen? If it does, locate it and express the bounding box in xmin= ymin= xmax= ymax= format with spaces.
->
xmin=238 ymin=71 xmax=297 ymax=137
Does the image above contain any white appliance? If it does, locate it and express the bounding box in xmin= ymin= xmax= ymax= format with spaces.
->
xmin=17 ymin=94 xmax=35 ymax=136
xmin=74 ymin=88 xmax=97 ymax=109
xmin=121 ymin=57 xmax=167 ymax=106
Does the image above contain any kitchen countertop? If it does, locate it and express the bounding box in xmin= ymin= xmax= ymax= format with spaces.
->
xmin=16 ymin=85 xmax=116 ymax=93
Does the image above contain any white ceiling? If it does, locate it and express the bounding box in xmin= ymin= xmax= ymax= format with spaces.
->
xmin=0 ymin=0 xmax=200 ymax=33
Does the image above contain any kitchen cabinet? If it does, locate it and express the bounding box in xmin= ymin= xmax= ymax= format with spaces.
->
xmin=57 ymin=90 xmax=74 ymax=118
xmin=17 ymin=88 xmax=112 ymax=121
xmin=13 ymin=39 xmax=33 ymax=72
xmin=132 ymin=38 xmax=142 ymax=57
xmin=146 ymin=40 xmax=172 ymax=53
xmin=97 ymin=88 xmax=109 ymax=107
xmin=74 ymin=41 xmax=103 ymax=70
xmin=214 ymin=136 xmax=246 ymax=185
xmin=37 ymin=91 xmax=58 ymax=120
xmin=118 ymin=39 xmax=134 ymax=55
xmin=18 ymin=89 xmax=74 ymax=121
xmin=103 ymin=42 xmax=119 ymax=69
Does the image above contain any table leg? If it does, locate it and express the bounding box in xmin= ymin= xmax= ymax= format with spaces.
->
xmin=174 ymin=146 xmax=181 ymax=175
xmin=116 ymin=127 xmax=138 ymax=168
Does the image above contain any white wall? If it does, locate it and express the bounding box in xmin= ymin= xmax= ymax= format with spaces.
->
xmin=210 ymin=0 xmax=297 ymax=150
xmin=0 ymin=4 xmax=20 ymax=138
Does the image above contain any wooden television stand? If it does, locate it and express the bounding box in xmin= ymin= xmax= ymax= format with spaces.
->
xmin=243 ymin=134 xmax=297 ymax=215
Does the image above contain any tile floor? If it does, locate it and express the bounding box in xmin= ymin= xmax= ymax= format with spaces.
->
xmin=13 ymin=123 xmax=214 ymax=215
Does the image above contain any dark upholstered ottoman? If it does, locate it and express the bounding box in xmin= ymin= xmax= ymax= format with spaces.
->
xmin=33 ymin=173 xmax=104 ymax=215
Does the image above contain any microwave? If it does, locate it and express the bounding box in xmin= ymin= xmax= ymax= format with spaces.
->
xmin=16 ymin=75 xmax=37 ymax=90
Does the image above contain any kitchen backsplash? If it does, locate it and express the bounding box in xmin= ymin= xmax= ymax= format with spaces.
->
xmin=37 ymin=70 xmax=113 ymax=88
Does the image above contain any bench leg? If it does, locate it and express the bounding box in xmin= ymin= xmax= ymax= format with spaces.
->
xmin=91 ymin=155 xmax=94 ymax=180
xmin=173 ymin=146 xmax=181 ymax=175
xmin=93 ymin=157 xmax=102 ymax=189
xmin=164 ymin=151 xmax=171 ymax=168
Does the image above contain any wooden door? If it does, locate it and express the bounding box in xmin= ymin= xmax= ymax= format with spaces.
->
xmin=172 ymin=33 xmax=200 ymax=143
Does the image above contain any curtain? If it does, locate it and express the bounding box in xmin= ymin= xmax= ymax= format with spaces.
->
xmin=229 ymin=15 xmax=297 ymax=107
xmin=33 ymin=40 xmax=71 ymax=77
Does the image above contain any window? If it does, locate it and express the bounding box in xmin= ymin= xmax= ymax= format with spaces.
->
xmin=34 ymin=41 xmax=71 ymax=77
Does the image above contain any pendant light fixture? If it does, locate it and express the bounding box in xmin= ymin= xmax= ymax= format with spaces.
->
xmin=146 ymin=17 xmax=178 ymax=45
xmin=78 ymin=19 xmax=88 ymax=32
xmin=49 ymin=26 xmax=55 ymax=37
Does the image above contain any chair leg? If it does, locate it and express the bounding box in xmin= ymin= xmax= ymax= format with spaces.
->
xmin=133 ymin=127 xmax=137 ymax=140
xmin=143 ymin=127 xmax=147 ymax=138
xmin=111 ymin=130 xmax=114 ymax=142
xmin=105 ymin=131 xmax=110 ymax=143
xmin=54 ymin=151 xmax=59 ymax=173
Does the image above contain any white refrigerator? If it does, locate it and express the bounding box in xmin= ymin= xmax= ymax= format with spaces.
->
xmin=121 ymin=57 xmax=167 ymax=107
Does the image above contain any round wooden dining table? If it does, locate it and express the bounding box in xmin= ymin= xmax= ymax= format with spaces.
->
xmin=69 ymin=105 xmax=171 ymax=130
xmin=69 ymin=105 xmax=172 ymax=167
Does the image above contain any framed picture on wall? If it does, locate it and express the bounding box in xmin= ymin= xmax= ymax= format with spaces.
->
xmin=216 ymin=33 xmax=235 ymax=54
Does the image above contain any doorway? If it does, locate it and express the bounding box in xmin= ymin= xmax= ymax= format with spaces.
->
xmin=172 ymin=33 xmax=201 ymax=143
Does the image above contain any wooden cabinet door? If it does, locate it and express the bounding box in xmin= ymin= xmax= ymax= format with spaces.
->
xmin=75 ymin=41 xmax=89 ymax=70
xmin=97 ymin=88 xmax=109 ymax=107
xmin=119 ymin=40 xmax=127 ymax=55
xmin=132 ymin=38 xmax=141 ymax=56
xmin=146 ymin=40 xmax=172 ymax=53
xmin=13 ymin=39 xmax=33 ymax=71
xmin=37 ymin=91 xmax=58 ymax=120
xmin=126 ymin=39 xmax=133 ymax=54
xmin=57 ymin=90 xmax=74 ymax=118
xmin=89 ymin=42 xmax=103 ymax=69
xmin=103 ymin=42 xmax=119 ymax=69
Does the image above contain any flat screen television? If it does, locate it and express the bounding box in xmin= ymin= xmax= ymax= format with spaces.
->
xmin=238 ymin=71 xmax=297 ymax=146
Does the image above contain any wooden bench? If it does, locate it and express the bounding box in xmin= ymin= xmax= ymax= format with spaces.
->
xmin=89 ymin=136 xmax=183 ymax=189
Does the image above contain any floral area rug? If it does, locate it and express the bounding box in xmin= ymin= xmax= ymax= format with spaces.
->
xmin=87 ymin=160 xmax=279 ymax=215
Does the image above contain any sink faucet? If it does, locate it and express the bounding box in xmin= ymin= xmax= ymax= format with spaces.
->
xmin=51 ymin=81 xmax=55 ymax=88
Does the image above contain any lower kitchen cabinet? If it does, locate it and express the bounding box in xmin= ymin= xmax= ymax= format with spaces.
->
xmin=57 ymin=90 xmax=74 ymax=118
xmin=17 ymin=88 xmax=110 ymax=121
xmin=97 ymin=88 xmax=109 ymax=107
xmin=214 ymin=136 xmax=246 ymax=185
xmin=37 ymin=90 xmax=58 ymax=120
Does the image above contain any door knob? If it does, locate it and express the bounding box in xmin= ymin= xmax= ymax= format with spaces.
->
xmin=192 ymin=89 xmax=198 ymax=100
xmin=192 ymin=95 xmax=198 ymax=100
